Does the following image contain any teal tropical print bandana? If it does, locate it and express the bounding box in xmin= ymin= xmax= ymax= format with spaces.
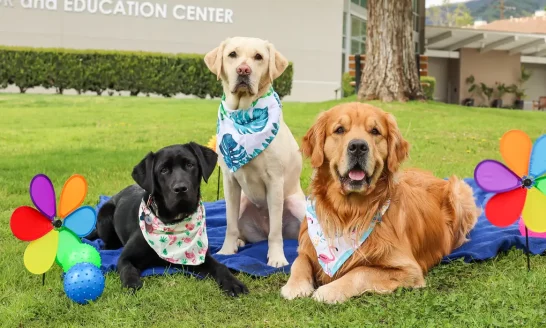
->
xmin=217 ymin=87 xmax=282 ymax=172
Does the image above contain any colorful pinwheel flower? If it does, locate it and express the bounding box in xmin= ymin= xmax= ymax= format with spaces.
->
xmin=474 ymin=130 xmax=546 ymax=232
xmin=10 ymin=174 xmax=97 ymax=274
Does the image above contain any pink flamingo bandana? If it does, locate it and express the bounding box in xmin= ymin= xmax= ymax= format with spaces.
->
xmin=305 ymin=197 xmax=391 ymax=277
xmin=139 ymin=197 xmax=208 ymax=266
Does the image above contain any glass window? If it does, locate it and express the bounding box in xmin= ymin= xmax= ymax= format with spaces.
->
xmin=342 ymin=54 xmax=346 ymax=73
xmin=351 ymin=18 xmax=360 ymax=37
xmin=351 ymin=40 xmax=361 ymax=54
xmin=352 ymin=0 xmax=367 ymax=8
xmin=350 ymin=15 xmax=366 ymax=54
xmin=350 ymin=40 xmax=365 ymax=54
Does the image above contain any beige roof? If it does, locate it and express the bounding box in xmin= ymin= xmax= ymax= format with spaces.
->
xmin=473 ymin=16 xmax=546 ymax=35
xmin=425 ymin=26 xmax=546 ymax=57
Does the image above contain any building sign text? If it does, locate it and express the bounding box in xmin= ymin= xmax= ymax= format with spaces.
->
xmin=2 ymin=0 xmax=234 ymax=23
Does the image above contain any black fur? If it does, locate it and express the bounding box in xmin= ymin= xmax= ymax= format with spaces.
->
xmin=89 ymin=143 xmax=248 ymax=296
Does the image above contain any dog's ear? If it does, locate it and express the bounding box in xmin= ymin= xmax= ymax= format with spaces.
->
xmin=189 ymin=142 xmax=218 ymax=183
xmin=132 ymin=151 xmax=155 ymax=194
xmin=267 ymin=42 xmax=288 ymax=83
xmin=204 ymin=39 xmax=228 ymax=80
xmin=385 ymin=113 xmax=410 ymax=173
xmin=302 ymin=112 xmax=328 ymax=168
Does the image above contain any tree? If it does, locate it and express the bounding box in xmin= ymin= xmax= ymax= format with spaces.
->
xmin=453 ymin=3 xmax=474 ymax=27
xmin=426 ymin=1 xmax=474 ymax=27
xmin=428 ymin=5 xmax=443 ymax=25
xmin=427 ymin=0 xmax=452 ymax=26
xmin=357 ymin=0 xmax=424 ymax=102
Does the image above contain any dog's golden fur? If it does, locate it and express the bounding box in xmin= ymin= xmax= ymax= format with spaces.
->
xmin=280 ymin=102 xmax=480 ymax=304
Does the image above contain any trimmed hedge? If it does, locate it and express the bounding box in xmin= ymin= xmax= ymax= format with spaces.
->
xmin=420 ymin=76 xmax=436 ymax=101
xmin=0 ymin=46 xmax=293 ymax=99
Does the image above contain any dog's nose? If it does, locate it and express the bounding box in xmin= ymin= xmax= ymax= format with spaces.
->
xmin=173 ymin=184 xmax=188 ymax=193
xmin=236 ymin=64 xmax=252 ymax=76
xmin=348 ymin=139 xmax=369 ymax=156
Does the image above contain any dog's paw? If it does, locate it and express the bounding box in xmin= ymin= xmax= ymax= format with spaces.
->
xmin=413 ymin=278 xmax=427 ymax=289
xmin=267 ymin=250 xmax=289 ymax=268
xmin=268 ymin=257 xmax=289 ymax=268
xmin=122 ymin=278 xmax=143 ymax=292
xmin=237 ymin=239 xmax=246 ymax=248
xmin=280 ymin=280 xmax=314 ymax=300
xmin=217 ymin=238 xmax=240 ymax=255
xmin=217 ymin=274 xmax=249 ymax=297
xmin=312 ymin=285 xmax=348 ymax=304
xmin=217 ymin=245 xmax=238 ymax=255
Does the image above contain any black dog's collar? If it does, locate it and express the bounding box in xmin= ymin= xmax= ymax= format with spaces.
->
xmin=144 ymin=195 xmax=194 ymax=222
xmin=146 ymin=194 xmax=154 ymax=207
xmin=145 ymin=195 xmax=160 ymax=217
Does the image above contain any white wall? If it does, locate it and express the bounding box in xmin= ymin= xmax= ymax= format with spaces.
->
xmin=0 ymin=0 xmax=344 ymax=102
xmin=524 ymin=63 xmax=546 ymax=102
xmin=427 ymin=57 xmax=448 ymax=102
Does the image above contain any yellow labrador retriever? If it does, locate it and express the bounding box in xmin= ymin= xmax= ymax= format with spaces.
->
xmin=204 ymin=37 xmax=306 ymax=267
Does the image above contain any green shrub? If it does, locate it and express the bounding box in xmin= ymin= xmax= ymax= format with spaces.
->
xmin=342 ymin=72 xmax=355 ymax=98
xmin=8 ymin=49 xmax=51 ymax=93
xmin=0 ymin=46 xmax=293 ymax=99
xmin=420 ymin=76 xmax=436 ymax=100
xmin=0 ymin=50 xmax=9 ymax=89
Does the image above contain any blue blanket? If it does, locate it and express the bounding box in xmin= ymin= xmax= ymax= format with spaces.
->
xmin=83 ymin=178 xmax=546 ymax=278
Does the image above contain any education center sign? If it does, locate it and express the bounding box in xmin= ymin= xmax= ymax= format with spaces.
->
xmin=0 ymin=0 xmax=234 ymax=23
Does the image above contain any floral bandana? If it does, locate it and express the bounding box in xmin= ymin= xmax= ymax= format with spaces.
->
xmin=139 ymin=197 xmax=208 ymax=265
xmin=306 ymin=197 xmax=391 ymax=277
xmin=216 ymin=87 xmax=282 ymax=172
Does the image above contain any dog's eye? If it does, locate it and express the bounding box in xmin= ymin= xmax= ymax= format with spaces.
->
xmin=160 ymin=168 xmax=169 ymax=174
xmin=334 ymin=126 xmax=345 ymax=134
xmin=371 ymin=128 xmax=381 ymax=136
xmin=254 ymin=53 xmax=263 ymax=60
xmin=186 ymin=163 xmax=194 ymax=169
xmin=228 ymin=51 xmax=237 ymax=58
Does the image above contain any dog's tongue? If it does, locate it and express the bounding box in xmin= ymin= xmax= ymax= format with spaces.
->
xmin=348 ymin=170 xmax=366 ymax=181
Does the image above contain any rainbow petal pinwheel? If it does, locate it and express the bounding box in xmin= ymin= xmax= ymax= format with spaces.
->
xmin=474 ymin=130 xmax=546 ymax=232
xmin=10 ymin=174 xmax=97 ymax=274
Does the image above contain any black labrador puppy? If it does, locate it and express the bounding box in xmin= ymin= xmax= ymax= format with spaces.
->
xmin=90 ymin=143 xmax=248 ymax=296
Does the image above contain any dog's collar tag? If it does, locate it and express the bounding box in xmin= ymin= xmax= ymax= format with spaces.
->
xmin=138 ymin=199 xmax=208 ymax=266
xmin=305 ymin=197 xmax=391 ymax=277
xmin=216 ymin=87 xmax=282 ymax=172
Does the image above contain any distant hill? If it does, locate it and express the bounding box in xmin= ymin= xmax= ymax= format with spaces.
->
xmin=426 ymin=0 xmax=546 ymax=25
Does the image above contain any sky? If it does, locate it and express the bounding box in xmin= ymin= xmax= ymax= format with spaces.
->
xmin=425 ymin=0 xmax=472 ymax=8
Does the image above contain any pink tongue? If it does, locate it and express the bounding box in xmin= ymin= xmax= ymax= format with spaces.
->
xmin=348 ymin=170 xmax=365 ymax=181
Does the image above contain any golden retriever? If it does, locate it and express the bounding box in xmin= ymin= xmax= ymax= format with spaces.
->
xmin=280 ymin=102 xmax=479 ymax=304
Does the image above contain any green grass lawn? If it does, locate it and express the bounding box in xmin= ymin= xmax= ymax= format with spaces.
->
xmin=1 ymin=94 xmax=546 ymax=327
